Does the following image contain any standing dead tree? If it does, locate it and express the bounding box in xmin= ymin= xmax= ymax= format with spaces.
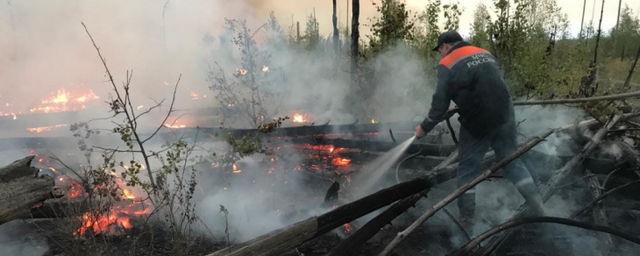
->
xmin=579 ymin=0 xmax=606 ymax=97
xmin=623 ymin=44 xmax=640 ymax=89
xmin=351 ymin=0 xmax=359 ymax=82
xmin=332 ymin=0 xmax=340 ymax=53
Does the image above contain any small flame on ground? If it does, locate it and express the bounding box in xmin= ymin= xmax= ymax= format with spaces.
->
xmin=291 ymin=112 xmax=311 ymax=123
xmin=26 ymin=124 xmax=67 ymax=134
xmin=232 ymin=163 xmax=242 ymax=174
xmin=342 ymin=223 xmax=352 ymax=234
xmin=71 ymin=171 xmax=153 ymax=237
xmin=163 ymin=123 xmax=187 ymax=129
xmin=29 ymin=88 xmax=100 ymax=114
xmin=332 ymin=157 xmax=352 ymax=167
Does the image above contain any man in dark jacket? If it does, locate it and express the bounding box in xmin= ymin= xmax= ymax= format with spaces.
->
xmin=415 ymin=31 xmax=545 ymax=225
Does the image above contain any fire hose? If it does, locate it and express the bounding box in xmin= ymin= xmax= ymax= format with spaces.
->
xmin=393 ymin=109 xmax=472 ymax=241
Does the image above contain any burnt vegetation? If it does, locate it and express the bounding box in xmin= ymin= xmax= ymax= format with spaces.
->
xmin=2 ymin=0 xmax=640 ymax=256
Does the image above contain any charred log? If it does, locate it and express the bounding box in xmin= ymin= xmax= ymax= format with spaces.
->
xmin=327 ymin=193 xmax=423 ymax=256
xmin=0 ymin=156 xmax=54 ymax=225
xmin=207 ymin=176 xmax=432 ymax=256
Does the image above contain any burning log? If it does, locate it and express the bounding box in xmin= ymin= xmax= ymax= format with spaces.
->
xmin=377 ymin=130 xmax=554 ymax=256
xmin=0 ymin=156 xmax=54 ymax=225
xmin=326 ymin=193 xmax=423 ymax=256
xmin=207 ymin=177 xmax=433 ymax=256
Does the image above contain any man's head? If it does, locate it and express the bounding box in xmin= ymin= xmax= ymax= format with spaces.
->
xmin=433 ymin=31 xmax=463 ymax=57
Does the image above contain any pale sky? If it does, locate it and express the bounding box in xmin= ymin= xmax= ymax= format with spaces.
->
xmin=257 ymin=0 xmax=640 ymax=38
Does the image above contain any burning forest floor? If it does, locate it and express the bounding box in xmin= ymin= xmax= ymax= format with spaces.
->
xmin=2 ymin=115 xmax=640 ymax=256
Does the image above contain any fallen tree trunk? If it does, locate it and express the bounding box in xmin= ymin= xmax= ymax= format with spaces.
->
xmin=0 ymin=156 xmax=54 ymax=225
xmin=471 ymin=114 xmax=623 ymax=256
xmin=0 ymin=156 xmax=37 ymax=182
xmin=513 ymin=90 xmax=640 ymax=106
xmin=378 ymin=130 xmax=554 ymax=256
xmin=207 ymin=177 xmax=433 ymax=256
xmin=326 ymin=193 xmax=423 ymax=256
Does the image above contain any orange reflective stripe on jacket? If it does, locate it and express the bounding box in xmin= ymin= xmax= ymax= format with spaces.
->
xmin=439 ymin=46 xmax=489 ymax=69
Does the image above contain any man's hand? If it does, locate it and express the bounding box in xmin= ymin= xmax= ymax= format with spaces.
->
xmin=415 ymin=125 xmax=426 ymax=139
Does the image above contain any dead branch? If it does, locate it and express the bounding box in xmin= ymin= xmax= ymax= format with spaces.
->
xmin=378 ymin=130 xmax=554 ymax=256
xmin=623 ymin=44 xmax=640 ymax=89
xmin=474 ymin=114 xmax=624 ymax=255
xmin=326 ymin=193 xmax=423 ymax=256
xmin=541 ymin=114 xmax=622 ymax=199
xmin=455 ymin=217 xmax=640 ymax=255
xmin=584 ymin=170 xmax=614 ymax=245
xmin=513 ymin=90 xmax=640 ymax=106
xmin=571 ymin=179 xmax=640 ymax=218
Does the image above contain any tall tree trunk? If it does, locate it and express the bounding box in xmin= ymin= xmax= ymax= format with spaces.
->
xmin=593 ymin=0 xmax=606 ymax=64
xmin=351 ymin=0 xmax=360 ymax=77
xmin=623 ymin=44 xmax=640 ymax=89
xmin=332 ymin=0 xmax=340 ymax=53
xmin=616 ymin=0 xmax=622 ymax=31
xmin=580 ymin=0 xmax=587 ymax=38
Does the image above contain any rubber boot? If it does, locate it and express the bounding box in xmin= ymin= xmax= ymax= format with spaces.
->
xmin=514 ymin=177 xmax=546 ymax=216
xmin=457 ymin=191 xmax=476 ymax=230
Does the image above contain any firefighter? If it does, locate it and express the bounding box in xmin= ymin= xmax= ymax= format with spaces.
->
xmin=414 ymin=31 xmax=546 ymax=226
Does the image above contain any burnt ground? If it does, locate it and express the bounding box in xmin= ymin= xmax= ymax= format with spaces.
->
xmin=2 ymin=125 xmax=640 ymax=255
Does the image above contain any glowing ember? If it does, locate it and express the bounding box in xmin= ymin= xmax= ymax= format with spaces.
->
xmin=291 ymin=112 xmax=311 ymax=123
xmin=232 ymin=163 xmax=242 ymax=174
xmin=67 ymin=182 xmax=86 ymax=199
xmin=30 ymin=89 xmax=99 ymax=114
xmin=122 ymin=188 xmax=136 ymax=200
xmin=302 ymin=144 xmax=344 ymax=153
xmin=190 ymin=91 xmax=208 ymax=101
xmin=343 ymin=223 xmax=352 ymax=234
xmin=163 ymin=123 xmax=187 ymax=129
xmin=74 ymin=202 xmax=152 ymax=236
xmin=332 ymin=157 xmax=352 ymax=167
xmin=26 ymin=124 xmax=67 ymax=134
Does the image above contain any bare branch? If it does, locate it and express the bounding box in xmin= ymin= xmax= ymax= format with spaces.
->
xmin=135 ymin=99 xmax=165 ymax=120
xmin=142 ymin=74 xmax=181 ymax=144
xmin=455 ymin=217 xmax=640 ymax=255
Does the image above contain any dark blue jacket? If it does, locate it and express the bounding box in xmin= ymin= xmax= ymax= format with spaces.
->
xmin=420 ymin=42 xmax=514 ymax=138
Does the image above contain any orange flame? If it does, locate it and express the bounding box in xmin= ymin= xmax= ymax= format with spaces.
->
xmin=291 ymin=112 xmax=311 ymax=123
xmin=26 ymin=124 xmax=67 ymax=134
xmin=343 ymin=223 xmax=352 ymax=234
xmin=232 ymin=163 xmax=242 ymax=174
xmin=74 ymin=174 xmax=153 ymax=236
xmin=30 ymin=89 xmax=99 ymax=114
xmin=332 ymin=157 xmax=352 ymax=167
